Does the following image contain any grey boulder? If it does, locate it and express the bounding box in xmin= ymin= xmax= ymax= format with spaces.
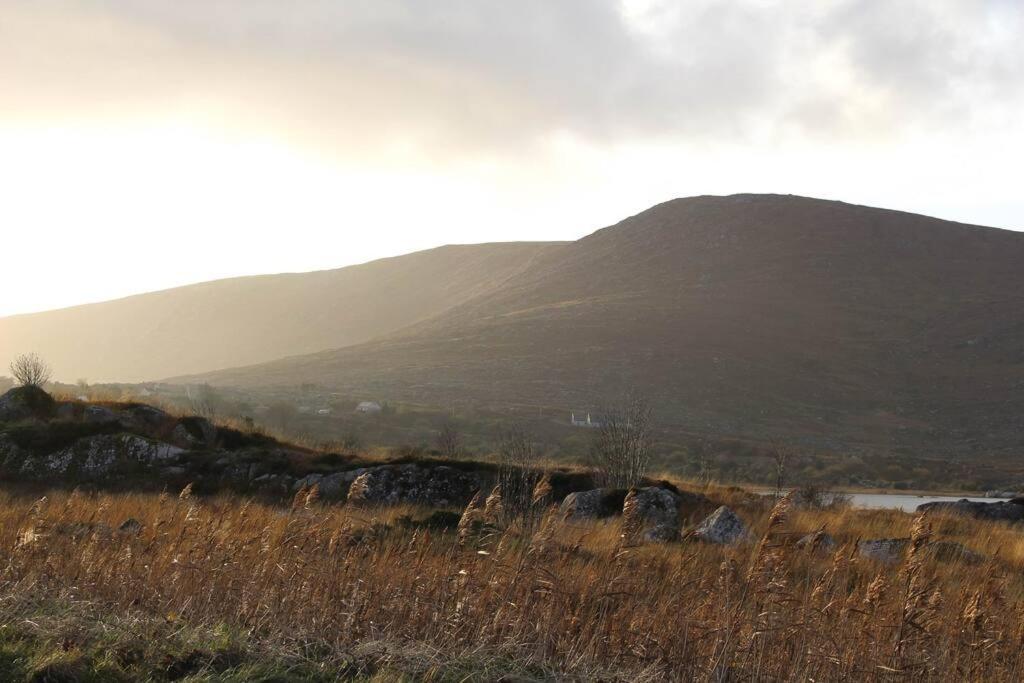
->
xmin=693 ymin=506 xmax=746 ymax=544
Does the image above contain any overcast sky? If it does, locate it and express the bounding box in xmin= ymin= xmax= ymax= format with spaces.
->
xmin=2 ymin=0 xmax=1022 ymax=316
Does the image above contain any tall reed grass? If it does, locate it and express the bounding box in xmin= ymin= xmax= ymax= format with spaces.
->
xmin=1 ymin=485 xmax=1023 ymax=680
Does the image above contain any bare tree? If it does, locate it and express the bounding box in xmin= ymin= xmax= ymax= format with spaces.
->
xmin=770 ymin=442 xmax=792 ymax=497
xmin=187 ymin=383 xmax=221 ymax=421
xmin=436 ymin=420 xmax=463 ymax=459
xmin=9 ymin=353 xmax=52 ymax=388
xmin=592 ymin=395 xmax=652 ymax=489
xmin=267 ymin=401 xmax=297 ymax=434
xmin=496 ymin=425 xmax=543 ymax=526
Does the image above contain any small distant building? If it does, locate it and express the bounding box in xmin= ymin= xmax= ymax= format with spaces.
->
xmin=355 ymin=401 xmax=383 ymax=414
xmin=570 ymin=412 xmax=601 ymax=428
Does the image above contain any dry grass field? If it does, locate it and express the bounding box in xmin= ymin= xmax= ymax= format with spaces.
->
xmin=1 ymin=484 xmax=1023 ymax=681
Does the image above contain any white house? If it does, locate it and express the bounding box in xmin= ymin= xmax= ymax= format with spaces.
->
xmin=570 ymin=412 xmax=601 ymax=428
xmin=355 ymin=401 xmax=383 ymax=414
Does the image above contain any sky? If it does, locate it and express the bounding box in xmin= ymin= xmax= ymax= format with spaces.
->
xmin=2 ymin=0 xmax=1023 ymax=317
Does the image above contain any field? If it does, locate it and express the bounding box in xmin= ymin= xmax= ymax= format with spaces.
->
xmin=1 ymin=483 xmax=1023 ymax=681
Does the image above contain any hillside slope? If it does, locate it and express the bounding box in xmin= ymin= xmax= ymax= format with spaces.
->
xmin=184 ymin=195 xmax=1024 ymax=456
xmin=0 ymin=242 xmax=563 ymax=382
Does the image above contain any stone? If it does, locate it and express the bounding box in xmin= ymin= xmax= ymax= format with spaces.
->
xmin=630 ymin=487 xmax=681 ymax=527
xmin=858 ymin=538 xmax=909 ymax=563
xmin=692 ymin=506 xmax=746 ymax=544
xmin=346 ymin=464 xmax=477 ymax=507
xmin=926 ymin=540 xmax=984 ymax=565
xmin=916 ymin=499 xmax=1024 ymax=523
xmin=84 ymin=405 xmax=118 ymax=423
xmin=0 ymin=386 xmax=55 ymax=422
xmin=559 ymin=488 xmax=627 ymax=521
xmin=796 ymin=530 xmax=837 ymax=553
xmin=118 ymin=518 xmax=143 ymax=536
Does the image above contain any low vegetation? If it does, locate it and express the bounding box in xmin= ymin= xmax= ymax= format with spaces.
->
xmin=2 ymin=483 xmax=1023 ymax=681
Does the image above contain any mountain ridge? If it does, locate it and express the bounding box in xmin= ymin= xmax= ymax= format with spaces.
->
xmin=177 ymin=194 xmax=1024 ymax=457
xmin=0 ymin=241 xmax=566 ymax=382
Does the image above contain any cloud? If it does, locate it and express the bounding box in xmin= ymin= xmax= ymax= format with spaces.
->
xmin=2 ymin=0 xmax=1022 ymax=159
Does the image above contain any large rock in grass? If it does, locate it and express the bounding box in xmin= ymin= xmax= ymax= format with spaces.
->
xmin=693 ymin=506 xmax=746 ymax=544
xmin=346 ymin=464 xmax=477 ymax=507
xmin=0 ymin=386 xmax=55 ymax=422
xmin=926 ymin=540 xmax=984 ymax=565
xmin=559 ymin=488 xmax=627 ymax=521
xmin=916 ymin=498 xmax=1024 ymax=523
xmin=858 ymin=538 xmax=908 ymax=563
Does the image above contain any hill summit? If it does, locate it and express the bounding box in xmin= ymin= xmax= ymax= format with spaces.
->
xmin=184 ymin=194 xmax=1024 ymax=457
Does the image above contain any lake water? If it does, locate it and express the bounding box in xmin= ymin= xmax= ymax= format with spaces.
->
xmin=846 ymin=493 xmax=1008 ymax=512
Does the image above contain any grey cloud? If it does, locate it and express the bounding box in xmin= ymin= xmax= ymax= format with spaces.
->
xmin=2 ymin=0 xmax=1022 ymax=157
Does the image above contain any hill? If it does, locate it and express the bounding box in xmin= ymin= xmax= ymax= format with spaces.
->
xmin=0 ymin=242 xmax=562 ymax=382
xmin=180 ymin=194 xmax=1024 ymax=457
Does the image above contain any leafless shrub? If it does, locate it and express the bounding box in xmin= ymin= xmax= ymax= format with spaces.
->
xmin=496 ymin=425 xmax=542 ymax=527
xmin=592 ymin=395 xmax=651 ymax=488
xmin=187 ymin=383 xmax=221 ymax=421
xmin=435 ymin=420 xmax=462 ymax=459
xmin=769 ymin=442 xmax=794 ymax=496
xmin=9 ymin=352 xmax=52 ymax=388
xmin=794 ymin=483 xmax=852 ymax=510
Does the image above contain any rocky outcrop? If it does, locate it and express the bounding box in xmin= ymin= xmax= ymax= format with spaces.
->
xmin=693 ymin=506 xmax=746 ymax=544
xmin=14 ymin=434 xmax=183 ymax=480
xmin=559 ymin=488 xmax=627 ymax=521
xmin=0 ymin=386 xmax=54 ymax=422
xmin=916 ymin=499 xmax=1024 ymax=523
xmin=346 ymin=464 xmax=477 ymax=507
xmin=858 ymin=538 xmax=908 ymax=563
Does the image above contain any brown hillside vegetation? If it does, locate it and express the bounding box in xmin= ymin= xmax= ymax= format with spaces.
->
xmin=3 ymin=486 xmax=1024 ymax=680
xmin=0 ymin=242 xmax=562 ymax=382
xmin=186 ymin=195 xmax=1024 ymax=458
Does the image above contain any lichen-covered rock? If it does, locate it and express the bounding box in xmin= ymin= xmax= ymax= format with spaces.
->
xmin=858 ymin=538 xmax=909 ymax=563
xmin=171 ymin=417 xmax=217 ymax=449
xmin=16 ymin=434 xmax=183 ymax=479
xmin=346 ymin=464 xmax=476 ymax=507
xmin=630 ymin=487 xmax=681 ymax=527
xmin=0 ymin=386 xmax=54 ymax=422
xmin=916 ymin=499 xmax=1024 ymax=523
xmin=693 ymin=506 xmax=746 ymax=544
xmin=559 ymin=488 xmax=627 ymax=521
